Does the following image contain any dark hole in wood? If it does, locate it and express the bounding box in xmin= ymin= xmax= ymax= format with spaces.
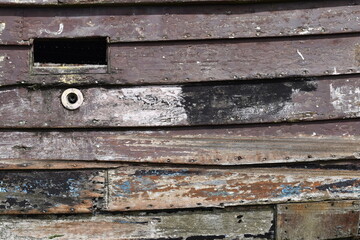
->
xmin=33 ymin=38 xmax=107 ymax=65
xmin=67 ymin=93 xmax=78 ymax=104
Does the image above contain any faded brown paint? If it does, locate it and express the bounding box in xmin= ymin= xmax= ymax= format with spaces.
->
xmin=0 ymin=0 xmax=359 ymax=238
xmin=0 ymin=0 xmax=330 ymax=6
xmin=107 ymin=167 xmax=360 ymax=211
xmin=60 ymin=0 xmax=295 ymax=4
xmin=277 ymin=201 xmax=360 ymax=240
xmin=0 ymin=2 xmax=355 ymax=43
xmin=0 ymin=206 xmax=274 ymax=240
xmin=1 ymin=34 xmax=360 ymax=86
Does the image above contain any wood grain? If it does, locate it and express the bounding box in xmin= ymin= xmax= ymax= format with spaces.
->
xmin=0 ymin=170 xmax=105 ymax=214
xmin=14 ymin=1 xmax=360 ymax=43
xmin=107 ymin=167 xmax=360 ymax=211
xmin=2 ymin=119 xmax=360 ymax=166
xmin=2 ymin=33 xmax=360 ymax=86
xmin=0 ymin=0 xmax=56 ymax=5
xmin=0 ymin=0 xmax=330 ymax=6
xmin=3 ymin=76 xmax=360 ymax=127
xmin=109 ymin=35 xmax=360 ymax=84
xmin=0 ymin=206 xmax=274 ymax=240
xmin=277 ymin=201 xmax=360 ymax=240
xmin=0 ymin=160 xmax=123 ymax=170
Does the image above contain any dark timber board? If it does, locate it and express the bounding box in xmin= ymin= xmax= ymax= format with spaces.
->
xmin=277 ymin=201 xmax=360 ymax=240
xmin=0 ymin=206 xmax=275 ymax=239
xmin=2 ymin=120 xmax=360 ymax=166
xmin=0 ymin=1 xmax=358 ymax=44
xmin=107 ymin=167 xmax=360 ymax=211
xmin=0 ymin=170 xmax=105 ymax=214
xmin=2 ymin=34 xmax=360 ymax=86
xmin=2 ymin=76 xmax=360 ymax=127
xmin=0 ymin=0 xmax=336 ymax=6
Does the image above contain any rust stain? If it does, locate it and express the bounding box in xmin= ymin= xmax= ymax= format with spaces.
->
xmin=107 ymin=168 xmax=360 ymax=211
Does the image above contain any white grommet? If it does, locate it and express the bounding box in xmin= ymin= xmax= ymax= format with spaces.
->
xmin=61 ymin=88 xmax=84 ymax=110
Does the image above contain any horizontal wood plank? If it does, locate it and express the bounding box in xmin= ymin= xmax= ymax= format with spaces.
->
xmin=0 ymin=46 xmax=29 ymax=87
xmin=8 ymin=1 xmax=358 ymax=44
xmin=277 ymin=201 xmax=360 ymax=240
xmin=2 ymin=76 xmax=360 ymax=127
xmin=0 ymin=160 xmax=123 ymax=170
xmin=2 ymin=119 xmax=360 ymax=165
xmin=0 ymin=0 xmax=57 ymax=5
xmin=107 ymin=167 xmax=360 ymax=211
xmin=0 ymin=206 xmax=274 ymax=239
xmin=109 ymin=35 xmax=360 ymax=84
xmin=59 ymin=0 xmax=289 ymax=4
xmin=0 ymin=170 xmax=105 ymax=214
xmin=2 ymin=33 xmax=360 ymax=86
xmin=0 ymin=0 xmax=336 ymax=6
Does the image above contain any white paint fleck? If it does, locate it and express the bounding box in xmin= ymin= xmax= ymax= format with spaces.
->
xmin=330 ymin=83 xmax=360 ymax=114
xmin=333 ymin=67 xmax=339 ymax=75
xmin=297 ymin=26 xmax=324 ymax=35
xmin=296 ymin=49 xmax=305 ymax=61
xmin=0 ymin=23 xmax=5 ymax=36
xmin=40 ymin=23 xmax=64 ymax=35
xmin=91 ymin=86 xmax=188 ymax=126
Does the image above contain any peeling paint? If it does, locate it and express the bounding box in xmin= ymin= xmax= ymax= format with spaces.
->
xmin=330 ymin=83 xmax=360 ymax=114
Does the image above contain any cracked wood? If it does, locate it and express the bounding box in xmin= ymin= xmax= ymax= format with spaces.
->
xmin=1 ymin=34 xmax=360 ymax=86
xmin=0 ymin=170 xmax=105 ymax=214
xmin=2 ymin=120 xmax=360 ymax=166
xmin=0 ymin=1 xmax=359 ymax=44
xmin=2 ymin=76 xmax=360 ymax=127
xmin=107 ymin=167 xmax=360 ymax=211
xmin=277 ymin=201 xmax=360 ymax=240
xmin=0 ymin=206 xmax=274 ymax=240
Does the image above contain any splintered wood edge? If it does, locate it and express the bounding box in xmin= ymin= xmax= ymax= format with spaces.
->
xmin=0 ymin=206 xmax=275 ymax=239
xmin=106 ymin=167 xmax=360 ymax=212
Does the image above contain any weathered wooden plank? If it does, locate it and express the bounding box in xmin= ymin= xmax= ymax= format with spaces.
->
xmin=0 ymin=206 xmax=275 ymax=239
xmin=277 ymin=201 xmax=360 ymax=240
xmin=2 ymin=33 xmax=360 ymax=85
xmin=59 ymin=0 xmax=290 ymax=4
xmin=0 ymin=0 xmax=57 ymax=5
xmin=16 ymin=1 xmax=360 ymax=43
xmin=0 ymin=170 xmax=105 ymax=214
xmin=0 ymin=160 xmax=123 ymax=170
xmin=0 ymin=46 xmax=29 ymax=87
xmin=2 ymin=77 xmax=360 ymax=127
xmin=0 ymin=10 xmax=24 ymax=45
xmin=109 ymin=34 xmax=360 ymax=84
xmin=107 ymin=167 xmax=360 ymax=211
xmin=25 ymin=35 xmax=360 ymax=86
xmin=0 ymin=0 xmax=324 ymax=6
xmin=2 ymin=119 xmax=360 ymax=166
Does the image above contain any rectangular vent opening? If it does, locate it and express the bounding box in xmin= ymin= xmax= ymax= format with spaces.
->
xmin=33 ymin=37 xmax=107 ymax=66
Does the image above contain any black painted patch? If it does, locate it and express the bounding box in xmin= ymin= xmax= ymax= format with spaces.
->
xmin=316 ymin=179 xmax=360 ymax=192
xmin=244 ymin=219 xmax=275 ymax=239
xmin=0 ymin=171 xmax=99 ymax=212
xmin=181 ymin=80 xmax=317 ymax=125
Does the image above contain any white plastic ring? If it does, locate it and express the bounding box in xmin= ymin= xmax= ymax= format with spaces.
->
xmin=61 ymin=88 xmax=84 ymax=110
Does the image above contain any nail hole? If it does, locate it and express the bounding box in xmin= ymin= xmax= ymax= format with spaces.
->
xmin=67 ymin=92 xmax=78 ymax=104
